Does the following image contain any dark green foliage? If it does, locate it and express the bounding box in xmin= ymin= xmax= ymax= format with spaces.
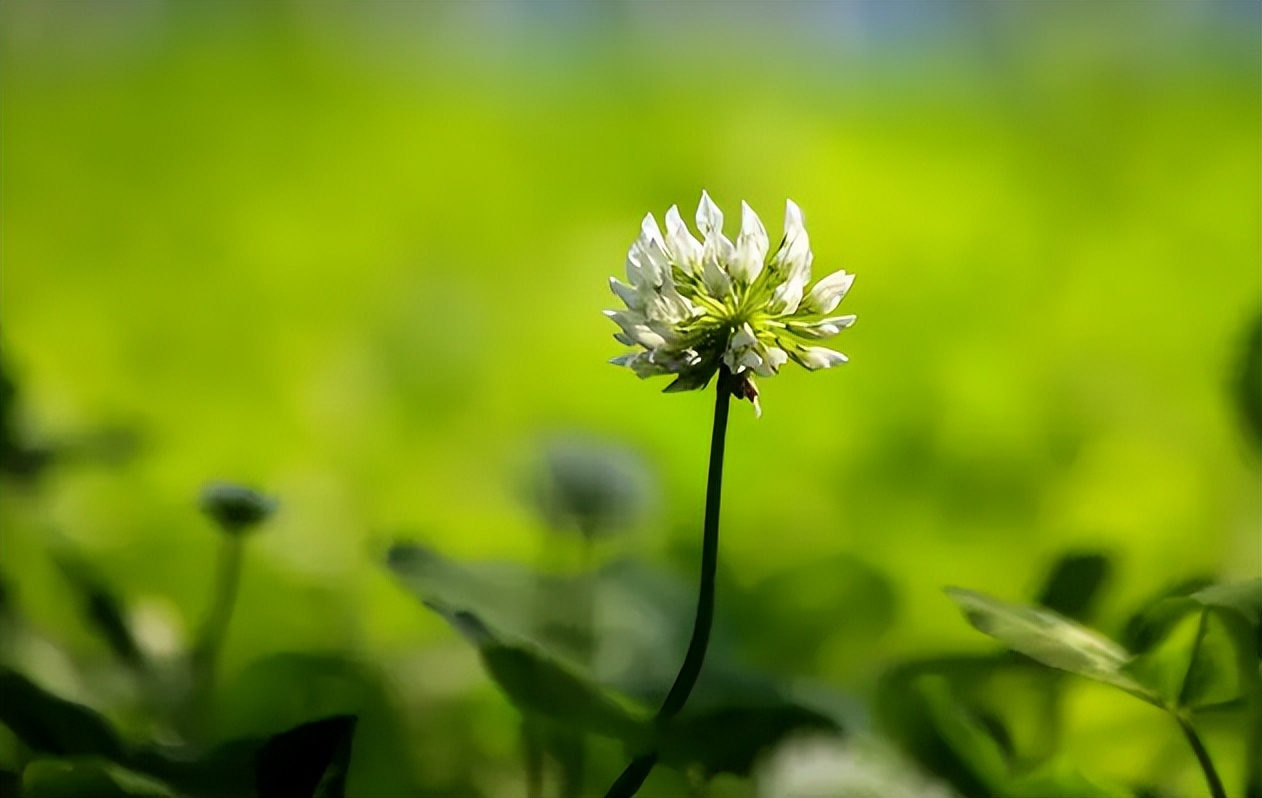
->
xmin=657 ymin=703 xmax=837 ymax=778
xmin=478 ymin=636 xmax=648 ymax=746
xmin=387 ymin=541 xmax=848 ymax=781
xmin=1236 ymin=311 xmax=1262 ymax=452
xmin=20 ymin=759 xmax=173 ymax=798
xmin=0 ymin=668 xmax=125 ymax=760
xmin=1036 ymin=552 xmax=1111 ymax=622
xmin=945 ymin=578 xmax=1262 ymax=798
xmin=0 ymin=770 xmax=18 ymax=798
xmin=0 ymin=357 xmax=52 ymax=482
xmin=255 ymin=715 xmax=357 ymax=798
xmin=51 ymin=551 xmax=144 ymax=670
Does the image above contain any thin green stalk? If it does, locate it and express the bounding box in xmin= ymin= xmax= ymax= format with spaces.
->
xmin=605 ymin=369 xmax=734 ymax=798
xmin=1176 ymin=715 xmax=1226 ymax=798
xmin=192 ymin=534 xmax=245 ymax=685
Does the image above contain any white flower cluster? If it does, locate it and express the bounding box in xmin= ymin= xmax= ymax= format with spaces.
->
xmin=606 ymin=192 xmax=855 ymax=412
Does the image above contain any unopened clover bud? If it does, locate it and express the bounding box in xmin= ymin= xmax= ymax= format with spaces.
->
xmin=199 ymin=482 xmax=277 ymax=535
xmin=532 ymin=440 xmax=651 ymax=539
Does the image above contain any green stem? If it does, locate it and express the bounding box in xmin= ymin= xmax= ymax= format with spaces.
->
xmin=1177 ymin=715 xmax=1226 ymax=798
xmin=604 ymin=369 xmax=734 ymax=798
xmin=192 ymin=534 xmax=245 ymax=686
xmin=656 ymin=371 xmax=731 ymax=721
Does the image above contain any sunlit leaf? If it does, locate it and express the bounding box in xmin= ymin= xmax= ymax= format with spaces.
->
xmin=945 ymin=587 xmax=1158 ymax=704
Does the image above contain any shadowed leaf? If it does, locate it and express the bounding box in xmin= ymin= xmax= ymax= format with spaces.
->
xmin=255 ymin=715 xmax=357 ymax=798
xmin=1236 ymin=311 xmax=1262 ymax=451
xmin=424 ymin=602 xmax=648 ymax=747
xmin=1192 ymin=579 xmax=1261 ymax=650
xmin=1036 ymin=552 xmax=1111 ymax=622
xmin=21 ymin=759 xmax=172 ymax=798
xmin=0 ymin=668 xmax=125 ymax=759
xmin=658 ymin=702 xmax=838 ymax=778
xmin=52 ymin=551 xmax=143 ymax=670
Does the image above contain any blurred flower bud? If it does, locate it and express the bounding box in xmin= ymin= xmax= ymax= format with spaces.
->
xmin=199 ymin=482 xmax=277 ymax=534
xmin=531 ymin=440 xmax=653 ymax=540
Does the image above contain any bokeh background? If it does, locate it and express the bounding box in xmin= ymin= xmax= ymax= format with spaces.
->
xmin=1 ymin=2 xmax=1259 ymax=796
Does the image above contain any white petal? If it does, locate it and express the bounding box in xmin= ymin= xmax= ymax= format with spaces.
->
xmin=702 ymin=258 xmax=733 ymax=298
xmin=760 ymin=347 xmax=788 ymax=375
xmin=633 ymin=328 xmax=667 ymax=348
xmin=730 ymin=322 xmax=757 ymax=350
xmin=637 ymin=214 xmax=672 ymax=278
xmin=640 ymin=212 xmax=665 ymax=246
xmin=696 ymin=190 xmax=724 ymax=237
xmin=603 ymin=308 xmax=639 ymax=327
xmin=804 ymin=270 xmax=854 ymax=314
xmin=768 ymin=274 xmax=805 ymax=315
xmin=770 ymin=198 xmax=812 ymax=283
xmin=787 ymin=314 xmax=856 ymax=340
xmin=664 ymin=204 xmax=702 ymax=273
xmin=730 ymin=201 xmax=768 ymax=284
xmin=609 ymin=277 xmax=643 ymax=311
xmin=796 ymin=346 xmax=849 ymax=371
xmin=785 ymin=198 xmax=805 ymax=234
xmin=819 ymin=314 xmax=856 ymax=330
xmin=627 ymin=216 xmax=669 ymax=288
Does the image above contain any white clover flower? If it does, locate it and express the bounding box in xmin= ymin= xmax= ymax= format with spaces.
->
xmin=606 ymin=192 xmax=855 ymax=415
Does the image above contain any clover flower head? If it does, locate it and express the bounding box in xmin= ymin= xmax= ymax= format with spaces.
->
xmin=605 ymin=192 xmax=855 ymax=415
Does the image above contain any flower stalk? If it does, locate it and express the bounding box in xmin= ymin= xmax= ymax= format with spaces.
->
xmin=602 ymin=193 xmax=854 ymax=796
xmin=604 ymin=368 xmax=736 ymax=798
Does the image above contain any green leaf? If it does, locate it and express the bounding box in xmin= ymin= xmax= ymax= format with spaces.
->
xmin=945 ymin=587 xmax=1158 ymax=704
xmin=129 ymin=739 xmax=259 ymax=798
xmin=875 ymin=656 xmax=1009 ymax=797
xmin=0 ymin=667 xmax=125 ymax=759
xmin=21 ymin=758 xmax=172 ymax=798
xmin=1179 ymin=609 xmax=1254 ymax=711
xmin=52 ymin=550 xmax=143 ymax=670
xmin=734 ymin=553 xmax=896 ymax=676
xmin=1035 ymin=551 xmax=1111 ymax=622
xmin=1123 ymin=580 xmax=1261 ymax=713
xmin=0 ymin=769 xmax=18 ymax=798
xmin=212 ymin=654 xmax=417 ymax=798
xmin=386 ymin=543 xmax=770 ymax=707
xmin=1192 ymin=579 xmax=1261 ymax=642
xmin=429 ymin=603 xmax=648 ymax=747
xmin=657 ymin=702 xmax=838 ymax=778
xmin=256 ymin=715 xmax=357 ymax=798
xmin=1234 ymin=310 xmax=1262 ymax=452
xmin=1123 ymin=602 xmax=1203 ymax=708
xmin=387 ymin=543 xmax=851 ymax=775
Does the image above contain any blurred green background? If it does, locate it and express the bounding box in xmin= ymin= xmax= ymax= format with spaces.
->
xmin=1 ymin=2 xmax=1258 ymax=796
